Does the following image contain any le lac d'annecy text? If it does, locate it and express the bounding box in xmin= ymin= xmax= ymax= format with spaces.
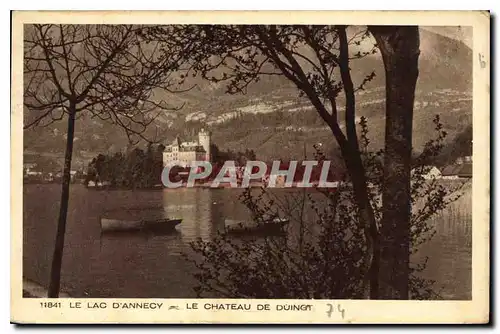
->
xmin=48 ymin=301 xmax=314 ymax=312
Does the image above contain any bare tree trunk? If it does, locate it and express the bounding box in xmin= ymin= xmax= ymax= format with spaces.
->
xmin=337 ymin=27 xmax=379 ymax=299
xmin=369 ymin=26 xmax=420 ymax=299
xmin=48 ymin=104 xmax=76 ymax=298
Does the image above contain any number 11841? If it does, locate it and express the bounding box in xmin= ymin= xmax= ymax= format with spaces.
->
xmin=40 ymin=302 xmax=62 ymax=308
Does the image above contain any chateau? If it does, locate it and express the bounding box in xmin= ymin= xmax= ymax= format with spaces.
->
xmin=162 ymin=129 xmax=211 ymax=167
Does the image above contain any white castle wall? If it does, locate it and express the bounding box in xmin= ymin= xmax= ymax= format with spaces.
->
xmin=163 ymin=129 xmax=212 ymax=167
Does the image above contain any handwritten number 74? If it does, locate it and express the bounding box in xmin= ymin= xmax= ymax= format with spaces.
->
xmin=326 ymin=303 xmax=345 ymax=319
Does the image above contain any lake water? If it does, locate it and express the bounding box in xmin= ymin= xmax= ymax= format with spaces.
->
xmin=22 ymin=184 xmax=472 ymax=299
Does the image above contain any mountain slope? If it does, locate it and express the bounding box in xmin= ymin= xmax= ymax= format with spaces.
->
xmin=23 ymin=28 xmax=472 ymax=164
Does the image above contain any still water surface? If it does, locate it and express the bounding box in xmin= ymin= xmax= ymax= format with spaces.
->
xmin=23 ymin=184 xmax=471 ymax=299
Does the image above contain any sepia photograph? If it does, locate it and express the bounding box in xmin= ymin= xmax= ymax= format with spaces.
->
xmin=11 ymin=10 xmax=490 ymax=324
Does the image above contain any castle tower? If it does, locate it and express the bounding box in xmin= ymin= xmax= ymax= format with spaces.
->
xmin=198 ymin=128 xmax=211 ymax=162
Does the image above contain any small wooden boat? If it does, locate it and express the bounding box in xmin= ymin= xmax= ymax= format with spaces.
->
xmin=100 ymin=217 xmax=182 ymax=233
xmin=224 ymin=215 xmax=289 ymax=235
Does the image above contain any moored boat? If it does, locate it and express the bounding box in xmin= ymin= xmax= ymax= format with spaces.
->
xmin=100 ymin=217 xmax=182 ymax=233
xmin=224 ymin=215 xmax=289 ymax=235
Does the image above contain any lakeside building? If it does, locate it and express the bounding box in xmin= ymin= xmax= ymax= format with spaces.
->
xmin=163 ymin=129 xmax=212 ymax=168
xmin=23 ymin=163 xmax=40 ymax=177
xmin=411 ymin=165 xmax=442 ymax=180
xmin=442 ymin=156 xmax=473 ymax=179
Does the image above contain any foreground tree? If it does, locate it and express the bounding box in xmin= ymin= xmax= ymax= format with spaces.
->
xmin=24 ymin=24 xmax=188 ymax=297
xmin=369 ymin=26 xmax=420 ymax=299
xmin=146 ymin=25 xmax=419 ymax=298
xmin=188 ymin=116 xmax=466 ymax=300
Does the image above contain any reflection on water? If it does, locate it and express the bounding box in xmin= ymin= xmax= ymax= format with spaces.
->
xmin=412 ymin=194 xmax=473 ymax=300
xmin=22 ymin=184 xmax=472 ymax=299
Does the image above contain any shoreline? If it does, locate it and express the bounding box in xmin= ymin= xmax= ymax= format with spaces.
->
xmin=23 ymin=278 xmax=71 ymax=298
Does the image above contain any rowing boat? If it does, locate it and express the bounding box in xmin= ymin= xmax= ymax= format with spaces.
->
xmin=100 ymin=217 xmax=182 ymax=233
xmin=224 ymin=216 xmax=288 ymax=235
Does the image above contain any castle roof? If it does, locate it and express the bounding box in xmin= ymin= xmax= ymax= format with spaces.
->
xmin=199 ymin=128 xmax=212 ymax=136
xmin=172 ymin=137 xmax=181 ymax=146
xmin=165 ymin=130 xmax=210 ymax=152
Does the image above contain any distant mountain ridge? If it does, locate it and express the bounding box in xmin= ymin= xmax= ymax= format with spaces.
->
xmin=23 ymin=28 xmax=472 ymax=164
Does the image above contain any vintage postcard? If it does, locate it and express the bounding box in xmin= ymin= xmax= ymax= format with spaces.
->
xmin=11 ymin=11 xmax=490 ymax=324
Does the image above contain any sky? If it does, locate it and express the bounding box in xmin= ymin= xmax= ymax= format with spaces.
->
xmin=348 ymin=25 xmax=472 ymax=59
xmin=421 ymin=26 xmax=473 ymax=49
